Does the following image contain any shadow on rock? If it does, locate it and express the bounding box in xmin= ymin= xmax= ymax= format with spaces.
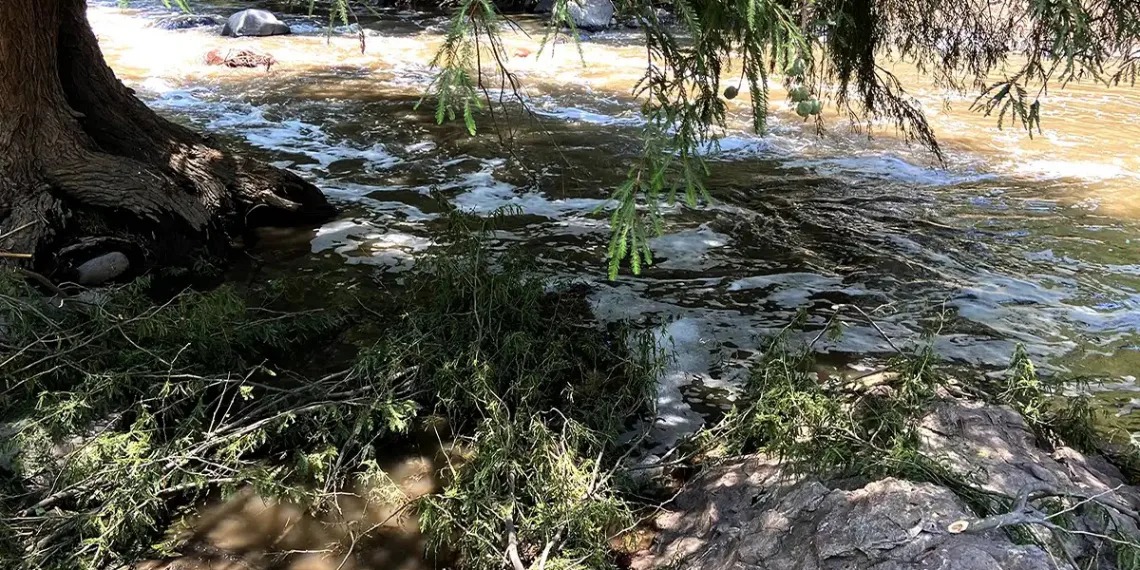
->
xmin=632 ymin=401 xmax=1140 ymax=570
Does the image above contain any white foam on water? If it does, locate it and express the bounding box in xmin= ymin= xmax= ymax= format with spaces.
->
xmin=385 ymin=61 xmax=437 ymax=87
xmin=445 ymin=161 xmax=610 ymax=217
xmin=146 ymin=86 xmax=214 ymax=111
xmin=728 ymin=272 xmax=839 ymax=292
xmin=312 ymin=219 xmax=433 ymax=270
xmin=531 ymin=102 xmax=643 ymax=126
xmin=206 ymin=105 xmax=402 ymax=171
xmin=781 ymin=153 xmax=994 ymax=186
xmin=322 ymin=182 xmax=439 ymax=222
xmin=704 ymin=135 xmax=779 ymax=159
xmin=1010 ymin=159 xmax=1139 ymax=182
xmin=142 ymin=85 xmax=405 ymax=173
xmin=729 ymin=272 xmax=874 ymax=309
xmin=139 ymin=77 xmax=176 ymax=94
xmin=405 ymin=141 xmax=437 ymax=154
xmin=647 ymin=225 xmax=730 ymax=270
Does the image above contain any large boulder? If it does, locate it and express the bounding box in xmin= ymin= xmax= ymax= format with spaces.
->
xmin=633 ymin=401 xmax=1140 ymax=570
xmin=534 ymin=0 xmax=614 ymax=32
xmin=220 ymin=9 xmax=291 ymax=38
xmin=152 ymin=14 xmax=224 ymax=31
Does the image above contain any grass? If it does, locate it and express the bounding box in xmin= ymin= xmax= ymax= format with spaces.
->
xmin=704 ymin=320 xmax=1140 ymax=569
xmin=4 ymin=212 xmax=1140 ymax=570
xmin=0 ymin=213 xmax=660 ymax=570
xmin=389 ymin=218 xmax=662 ymax=570
xmin=705 ymin=332 xmax=944 ymax=478
xmin=0 ymin=271 xmax=406 ymax=569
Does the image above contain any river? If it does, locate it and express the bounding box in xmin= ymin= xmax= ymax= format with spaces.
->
xmin=88 ymin=0 xmax=1140 ymax=444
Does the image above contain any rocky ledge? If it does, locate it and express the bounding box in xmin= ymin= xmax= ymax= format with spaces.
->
xmin=633 ymin=401 xmax=1140 ymax=570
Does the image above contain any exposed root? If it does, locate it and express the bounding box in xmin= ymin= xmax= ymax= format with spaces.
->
xmin=47 ymin=153 xmax=214 ymax=230
xmin=0 ymin=192 xmax=63 ymax=262
xmin=0 ymin=0 xmax=335 ymax=276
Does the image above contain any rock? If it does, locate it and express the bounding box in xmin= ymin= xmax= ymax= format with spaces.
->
xmin=552 ymin=31 xmax=591 ymax=44
xmin=534 ymin=0 xmax=614 ymax=32
xmin=621 ymin=7 xmax=676 ymax=29
xmin=918 ymin=401 xmax=1140 ymax=506
xmin=635 ymin=401 xmax=1140 ymax=570
xmin=220 ymin=9 xmax=291 ymax=38
xmin=75 ymin=252 xmax=130 ymax=286
xmin=635 ymin=460 xmax=1057 ymax=570
xmin=204 ymin=49 xmax=277 ymax=71
xmin=151 ymin=14 xmax=224 ymax=30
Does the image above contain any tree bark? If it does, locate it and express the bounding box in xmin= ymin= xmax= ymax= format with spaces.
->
xmin=0 ymin=0 xmax=335 ymax=279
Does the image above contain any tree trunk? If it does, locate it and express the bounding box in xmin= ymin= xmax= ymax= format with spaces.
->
xmin=0 ymin=0 xmax=335 ymax=280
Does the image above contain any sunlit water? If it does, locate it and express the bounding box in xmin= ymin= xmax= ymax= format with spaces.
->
xmin=88 ymin=2 xmax=1140 ymax=446
xmin=84 ymin=1 xmax=1140 ymax=567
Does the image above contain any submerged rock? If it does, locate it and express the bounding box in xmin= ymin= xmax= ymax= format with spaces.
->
xmin=151 ymin=14 xmax=224 ymax=30
xmin=634 ymin=401 xmax=1140 ymax=570
xmin=534 ymin=0 xmax=614 ymax=32
xmin=220 ymin=9 xmax=291 ymax=38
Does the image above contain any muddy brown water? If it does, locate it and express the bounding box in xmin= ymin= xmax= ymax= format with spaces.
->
xmin=87 ymin=0 xmax=1140 ymax=566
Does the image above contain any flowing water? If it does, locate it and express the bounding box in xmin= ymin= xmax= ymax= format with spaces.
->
xmin=88 ymin=0 xmax=1140 ymax=436
xmin=84 ymin=2 xmax=1140 ymax=567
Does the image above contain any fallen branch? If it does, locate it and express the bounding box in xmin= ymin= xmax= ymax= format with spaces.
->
xmin=946 ymin=484 xmax=1140 ymax=557
xmin=204 ymin=48 xmax=277 ymax=71
xmin=506 ymin=512 xmax=526 ymax=570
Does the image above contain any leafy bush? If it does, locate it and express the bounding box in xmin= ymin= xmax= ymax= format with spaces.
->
xmin=385 ymin=222 xmax=660 ymax=569
xmin=0 ymin=222 xmax=660 ymax=570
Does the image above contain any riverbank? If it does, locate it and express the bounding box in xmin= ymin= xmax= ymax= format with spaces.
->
xmin=85 ymin=0 xmax=1140 ymax=435
xmin=637 ymin=401 xmax=1140 ymax=570
xmin=4 ymin=2 xmax=1140 ymax=568
xmin=4 ymin=231 xmax=1140 ymax=569
xmin=0 ymin=224 xmax=659 ymax=570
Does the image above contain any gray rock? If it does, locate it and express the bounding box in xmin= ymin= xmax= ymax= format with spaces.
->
xmin=635 ymin=402 xmax=1140 ymax=570
xmin=566 ymin=0 xmax=613 ymax=32
xmin=534 ymin=0 xmax=614 ymax=32
xmin=622 ymin=8 xmax=676 ymax=29
xmin=152 ymin=14 xmax=224 ymax=30
xmin=918 ymin=401 xmax=1140 ymax=506
xmin=75 ymin=251 xmax=130 ymax=286
xmin=220 ymin=9 xmax=291 ymax=38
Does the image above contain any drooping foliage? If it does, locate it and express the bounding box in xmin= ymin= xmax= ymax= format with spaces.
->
xmin=410 ymin=0 xmax=1140 ymax=276
xmin=185 ymin=0 xmax=1140 ymax=276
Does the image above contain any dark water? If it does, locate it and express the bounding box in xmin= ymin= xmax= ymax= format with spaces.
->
xmin=91 ymin=1 xmax=1140 ymax=443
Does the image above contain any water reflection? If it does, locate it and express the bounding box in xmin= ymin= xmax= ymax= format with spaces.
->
xmin=89 ymin=2 xmax=1140 ymax=433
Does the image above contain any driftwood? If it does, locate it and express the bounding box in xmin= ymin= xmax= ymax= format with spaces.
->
xmin=203 ymin=48 xmax=277 ymax=71
xmin=947 ymin=484 xmax=1140 ymax=558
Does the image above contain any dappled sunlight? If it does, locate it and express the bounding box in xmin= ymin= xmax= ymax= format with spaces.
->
xmin=137 ymin=452 xmax=447 ymax=570
xmin=10 ymin=1 xmax=1140 ymax=568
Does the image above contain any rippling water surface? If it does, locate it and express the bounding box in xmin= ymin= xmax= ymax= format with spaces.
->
xmin=89 ymin=1 xmax=1140 ymax=443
